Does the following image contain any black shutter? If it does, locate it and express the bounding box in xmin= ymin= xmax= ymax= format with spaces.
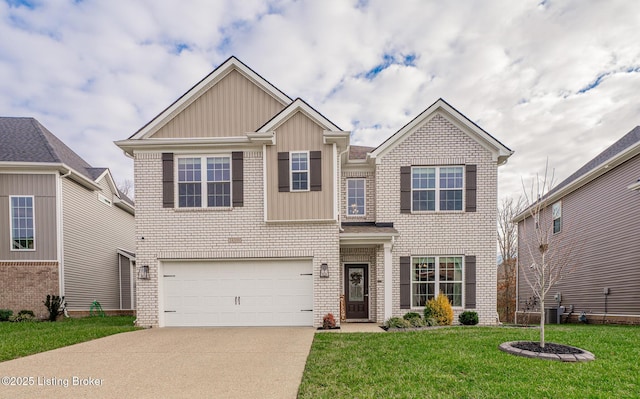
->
xmin=465 ymin=165 xmax=477 ymax=212
xmin=310 ymin=151 xmax=322 ymax=191
xmin=400 ymin=256 xmax=411 ymax=309
xmin=162 ymin=153 xmax=174 ymax=208
xmin=465 ymin=255 xmax=476 ymax=309
xmin=278 ymin=152 xmax=290 ymax=192
xmin=232 ymin=152 xmax=243 ymax=207
xmin=400 ymin=166 xmax=411 ymax=213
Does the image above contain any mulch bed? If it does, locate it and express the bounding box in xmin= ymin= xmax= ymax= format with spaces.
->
xmin=511 ymin=341 xmax=583 ymax=354
xmin=499 ymin=341 xmax=595 ymax=362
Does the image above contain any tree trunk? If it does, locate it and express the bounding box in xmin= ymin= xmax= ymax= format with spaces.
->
xmin=539 ymin=298 xmax=545 ymax=348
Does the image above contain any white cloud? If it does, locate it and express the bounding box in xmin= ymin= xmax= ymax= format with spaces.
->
xmin=0 ymin=0 xmax=638 ymax=201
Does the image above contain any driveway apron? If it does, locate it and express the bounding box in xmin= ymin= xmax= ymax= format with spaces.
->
xmin=0 ymin=327 xmax=315 ymax=399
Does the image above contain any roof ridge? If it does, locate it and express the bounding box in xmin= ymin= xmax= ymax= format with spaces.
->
xmin=29 ymin=118 xmax=61 ymax=163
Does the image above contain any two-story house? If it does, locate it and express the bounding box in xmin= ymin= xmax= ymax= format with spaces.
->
xmin=514 ymin=126 xmax=640 ymax=324
xmin=116 ymin=57 xmax=512 ymax=328
xmin=0 ymin=117 xmax=136 ymax=318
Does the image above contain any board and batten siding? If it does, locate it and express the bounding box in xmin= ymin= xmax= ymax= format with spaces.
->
xmin=266 ymin=111 xmax=334 ymax=221
xmin=62 ymin=177 xmax=135 ymax=310
xmin=0 ymin=174 xmax=57 ymax=260
xmin=518 ymin=155 xmax=640 ymax=317
xmin=150 ymin=69 xmax=286 ymax=139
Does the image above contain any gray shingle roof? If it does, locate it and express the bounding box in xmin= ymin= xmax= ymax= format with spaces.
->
xmin=349 ymin=145 xmax=375 ymax=160
xmin=549 ymin=126 xmax=640 ymax=196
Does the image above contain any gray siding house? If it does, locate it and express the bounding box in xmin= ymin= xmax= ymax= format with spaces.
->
xmin=116 ymin=56 xmax=512 ymax=328
xmin=0 ymin=117 xmax=136 ymax=318
xmin=515 ymin=126 xmax=640 ymax=324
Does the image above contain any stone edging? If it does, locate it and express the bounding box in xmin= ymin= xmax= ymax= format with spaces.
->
xmin=499 ymin=341 xmax=595 ymax=362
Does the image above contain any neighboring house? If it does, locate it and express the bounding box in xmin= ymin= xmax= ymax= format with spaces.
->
xmin=514 ymin=126 xmax=640 ymax=324
xmin=116 ymin=56 xmax=512 ymax=328
xmin=0 ymin=117 xmax=136 ymax=318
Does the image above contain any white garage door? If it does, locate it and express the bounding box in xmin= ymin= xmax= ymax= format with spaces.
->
xmin=162 ymin=259 xmax=313 ymax=327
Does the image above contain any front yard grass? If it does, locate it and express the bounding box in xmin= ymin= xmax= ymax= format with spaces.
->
xmin=0 ymin=316 xmax=138 ymax=362
xmin=299 ymin=324 xmax=640 ymax=398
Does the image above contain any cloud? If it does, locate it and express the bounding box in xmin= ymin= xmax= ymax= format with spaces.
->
xmin=0 ymin=0 xmax=638 ymax=202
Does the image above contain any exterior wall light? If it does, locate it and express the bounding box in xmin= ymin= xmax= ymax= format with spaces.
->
xmin=320 ymin=263 xmax=329 ymax=278
xmin=138 ymin=265 xmax=150 ymax=280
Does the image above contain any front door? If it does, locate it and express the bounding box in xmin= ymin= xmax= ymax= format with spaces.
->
xmin=345 ymin=264 xmax=368 ymax=319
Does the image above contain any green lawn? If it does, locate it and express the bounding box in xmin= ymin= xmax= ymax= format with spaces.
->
xmin=0 ymin=316 xmax=138 ymax=362
xmin=299 ymin=325 xmax=640 ymax=398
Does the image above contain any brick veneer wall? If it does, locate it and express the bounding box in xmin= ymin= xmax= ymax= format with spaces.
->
xmin=134 ymin=150 xmax=340 ymax=328
xmin=0 ymin=262 xmax=59 ymax=319
xmin=375 ymin=113 xmax=499 ymax=325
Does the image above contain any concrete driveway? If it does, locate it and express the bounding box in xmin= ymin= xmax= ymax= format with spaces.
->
xmin=0 ymin=327 xmax=315 ymax=399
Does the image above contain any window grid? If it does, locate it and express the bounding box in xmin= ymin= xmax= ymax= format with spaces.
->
xmin=347 ymin=178 xmax=366 ymax=216
xmin=412 ymin=166 xmax=463 ymax=211
xmin=552 ymin=201 xmax=562 ymax=234
xmin=291 ymin=152 xmax=309 ymax=191
xmin=10 ymin=196 xmax=35 ymax=250
xmin=177 ymin=156 xmax=232 ymax=208
xmin=411 ymin=256 xmax=463 ymax=307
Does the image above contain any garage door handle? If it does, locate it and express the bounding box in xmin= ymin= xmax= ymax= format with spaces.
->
xmin=301 ymin=309 xmax=313 ymax=312
xmin=300 ymin=273 xmax=312 ymax=276
xmin=164 ymin=310 xmax=176 ymax=313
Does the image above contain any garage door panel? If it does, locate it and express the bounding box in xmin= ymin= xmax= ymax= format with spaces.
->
xmin=163 ymin=260 xmax=313 ymax=327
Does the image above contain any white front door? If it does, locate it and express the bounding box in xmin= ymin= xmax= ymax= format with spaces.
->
xmin=162 ymin=259 xmax=313 ymax=327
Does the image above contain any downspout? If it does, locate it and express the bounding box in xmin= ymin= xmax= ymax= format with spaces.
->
xmin=337 ymin=146 xmax=350 ymax=232
xmin=58 ymin=169 xmax=71 ymax=317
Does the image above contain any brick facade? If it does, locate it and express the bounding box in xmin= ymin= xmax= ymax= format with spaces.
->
xmin=134 ymin=151 xmax=340 ymax=328
xmin=0 ymin=261 xmax=59 ymax=319
xmin=375 ymin=114 xmax=499 ymax=325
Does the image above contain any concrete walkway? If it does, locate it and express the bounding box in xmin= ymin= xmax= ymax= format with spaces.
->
xmin=0 ymin=327 xmax=315 ymax=399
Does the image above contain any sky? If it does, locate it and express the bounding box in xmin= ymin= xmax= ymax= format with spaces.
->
xmin=1 ymin=0 xmax=639 ymax=201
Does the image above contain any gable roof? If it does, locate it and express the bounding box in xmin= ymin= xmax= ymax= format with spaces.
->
xmin=0 ymin=117 xmax=134 ymax=208
xmin=129 ymin=56 xmax=292 ymax=140
xmin=370 ymin=98 xmax=513 ymax=165
xmin=257 ymin=97 xmax=343 ymax=132
xmin=513 ymin=126 xmax=640 ymax=222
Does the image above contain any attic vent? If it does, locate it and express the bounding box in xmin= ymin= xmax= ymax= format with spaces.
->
xmin=98 ymin=193 xmax=112 ymax=206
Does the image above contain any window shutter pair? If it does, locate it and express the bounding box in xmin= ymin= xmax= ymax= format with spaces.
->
xmin=161 ymin=152 xmax=243 ymax=208
xmin=398 ymin=164 xmax=477 ymax=212
xmin=399 ymin=255 xmax=476 ymax=309
xmin=278 ymin=151 xmax=321 ymax=192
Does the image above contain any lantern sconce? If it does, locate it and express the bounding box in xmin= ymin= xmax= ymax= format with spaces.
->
xmin=138 ymin=265 xmax=150 ymax=280
xmin=320 ymin=263 xmax=329 ymax=278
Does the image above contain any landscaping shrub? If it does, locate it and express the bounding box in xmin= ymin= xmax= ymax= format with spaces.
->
xmin=43 ymin=295 xmax=66 ymax=322
xmin=322 ymin=313 xmax=336 ymax=329
xmin=424 ymin=294 xmax=454 ymax=326
xmin=403 ymin=312 xmax=426 ymax=327
xmin=459 ymin=311 xmax=479 ymax=325
xmin=0 ymin=309 xmax=13 ymax=321
xmin=9 ymin=310 xmax=36 ymax=322
xmin=384 ymin=317 xmax=412 ymax=329
xmin=425 ymin=317 xmax=438 ymax=327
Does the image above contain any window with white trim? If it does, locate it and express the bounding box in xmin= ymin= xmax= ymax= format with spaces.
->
xmin=10 ymin=196 xmax=35 ymax=250
xmin=177 ymin=156 xmax=231 ymax=208
xmin=346 ymin=178 xmax=365 ymax=216
xmin=412 ymin=256 xmax=462 ymax=307
xmin=552 ymin=201 xmax=562 ymax=234
xmin=291 ymin=151 xmax=309 ymax=191
xmin=412 ymin=166 xmax=463 ymax=211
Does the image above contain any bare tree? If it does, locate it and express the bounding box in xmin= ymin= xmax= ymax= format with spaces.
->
xmin=117 ymin=179 xmax=134 ymax=199
xmin=497 ymin=196 xmax=524 ymax=323
xmin=519 ymin=162 xmax=576 ymax=347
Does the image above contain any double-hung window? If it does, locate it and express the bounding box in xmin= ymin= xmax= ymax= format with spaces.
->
xmin=177 ymin=156 xmax=231 ymax=208
xmin=10 ymin=196 xmax=35 ymax=250
xmin=552 ymin=201 xmax=562 ymax=234
xmin=346 ymin=178 xmax=365 ymax=216
xmin=291 ymin=152 xmax=309 ymax=191
xmin=412 ymin=166 xmax=463 ymax=211
xmin=412 ymin=256 xmax=462 ymax=307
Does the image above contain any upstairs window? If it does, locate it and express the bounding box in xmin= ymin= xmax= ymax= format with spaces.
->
xmin=552 ymin=201 xmax=562 ymax=234
xmin=177 ymin=156 xmax=231 ymax=208
xmin=291 ymin=151 xmax=309 ymax=191
xmin=347 ymin=178 xmax=366 ymax=216
xmin=412 ymin=166 xmax=463 ymax=211
xmin=10 ymin=196 xmax=35 ymax=250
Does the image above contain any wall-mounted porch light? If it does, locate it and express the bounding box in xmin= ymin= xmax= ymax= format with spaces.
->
xmin=320 ymin=263 xmax=329 ymax=278
xmin=138 ymin=265 xmax=150 ymax=280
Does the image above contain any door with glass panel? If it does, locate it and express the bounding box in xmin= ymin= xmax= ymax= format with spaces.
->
xmin=345 ymin=264 xmax=368 ymax=319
